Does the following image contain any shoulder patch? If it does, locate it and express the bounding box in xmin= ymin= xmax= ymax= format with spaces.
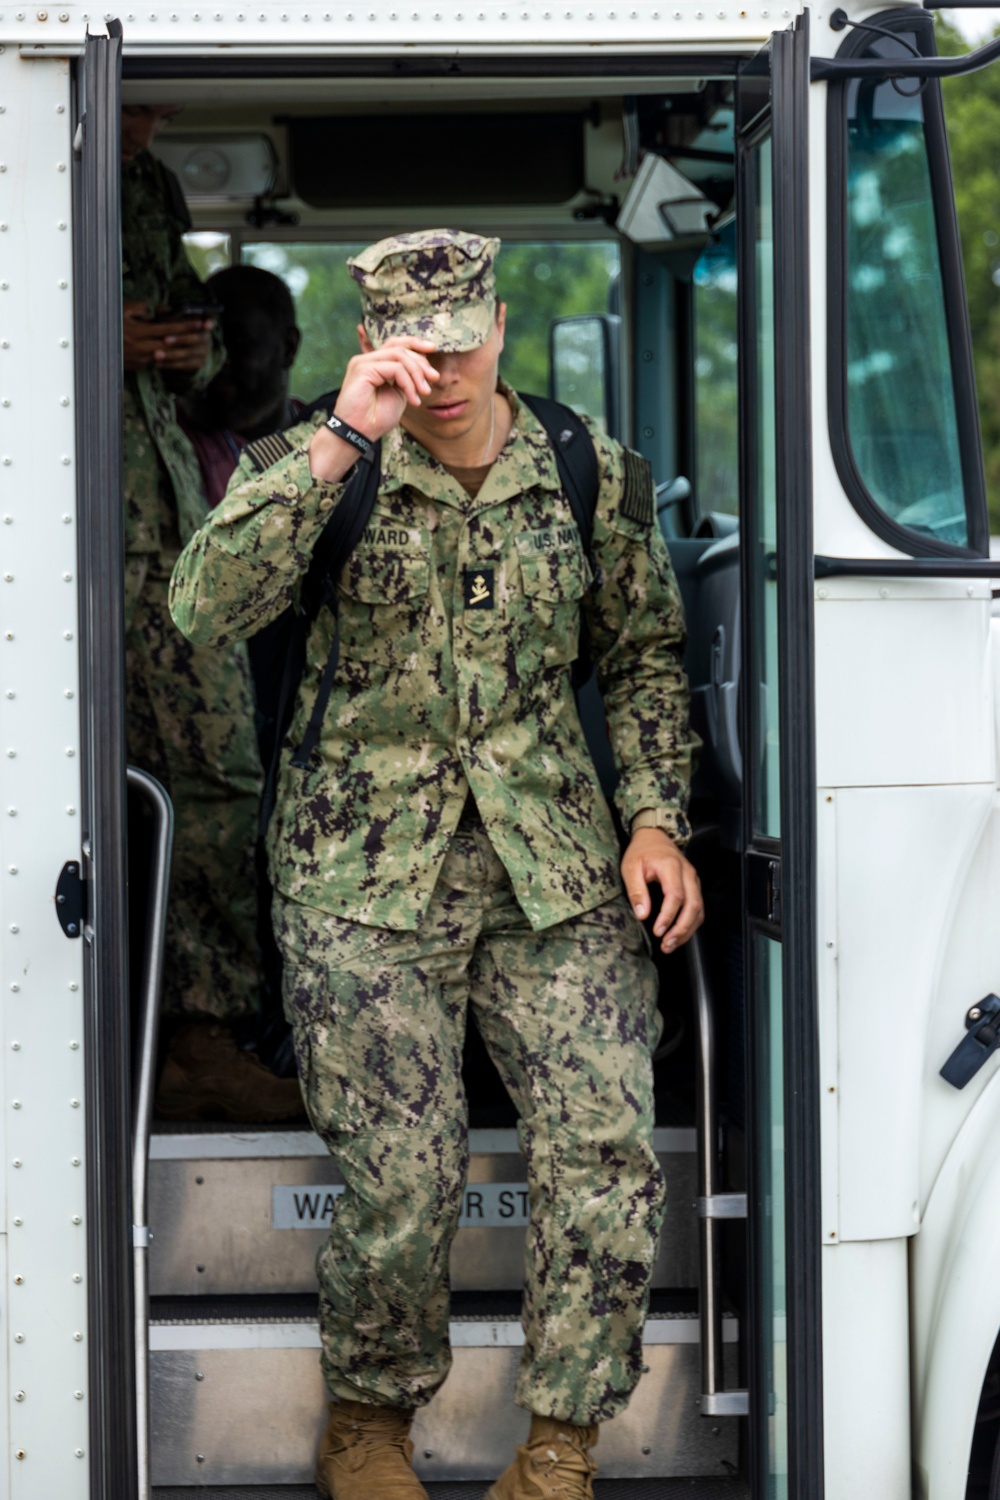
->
xmin=620 ymin=449 xmax=654 ymax=528
xmin=243 ymin=430 xmax=297 ymax=473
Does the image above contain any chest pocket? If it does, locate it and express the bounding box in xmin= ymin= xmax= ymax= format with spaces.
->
xmin=514 ymin=527 xmax=590 ymax=674
xmin=338 ymin=533 xmax=430 ymax=667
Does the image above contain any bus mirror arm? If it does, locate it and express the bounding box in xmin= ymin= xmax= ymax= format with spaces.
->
xmin=940 ymin=994 xmax=1000 ymax=1089
xmin=811 ymin=31 xmax=1000 ymax=82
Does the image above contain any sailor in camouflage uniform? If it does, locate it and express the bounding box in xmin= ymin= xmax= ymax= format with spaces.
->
xmin=121 ymin=105 xmax=301 ymax=1123
xmin=170 ymin=229 xmax=703 ymax=1500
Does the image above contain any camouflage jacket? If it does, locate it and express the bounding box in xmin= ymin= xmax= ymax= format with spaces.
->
xmin=169 ymin=386 xmax=696 ymax=932
xmin=122 ymin=150 xmax=223 ymax=557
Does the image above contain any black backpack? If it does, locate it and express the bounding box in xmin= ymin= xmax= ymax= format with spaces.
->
xmin=252 ymin=391 xmax=600 ymax=832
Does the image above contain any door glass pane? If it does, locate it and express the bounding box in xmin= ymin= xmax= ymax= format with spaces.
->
xmin=694 ymin=219 xmax=739 ymax=517
xmin=751 ymin=137 xmax=781 ymax=840
xmin=845 ymin=47 xmax=967 ymax=546
xmin=756 ymin=932 xmax=788 ymax=1500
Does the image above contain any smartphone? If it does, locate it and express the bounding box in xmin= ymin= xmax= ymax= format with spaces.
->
xmin=148 ymin=302 xmax=222 ymax=323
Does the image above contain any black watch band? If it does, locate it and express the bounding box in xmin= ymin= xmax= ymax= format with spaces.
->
xmin=325 ymin=412 xmax=376 ymax=464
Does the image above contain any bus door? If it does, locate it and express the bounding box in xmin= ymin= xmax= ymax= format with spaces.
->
xmin=735 ymin=16 xmax=824 ymax=1499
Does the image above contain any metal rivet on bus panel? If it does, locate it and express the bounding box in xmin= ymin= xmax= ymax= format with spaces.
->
xmin=74 ymin=1389 xmax=83 ymax=1399
xmin=970 ymin=1006 xmax=983 ymax=1022
xmin=4 ymin=574 xmax=12 ymax=583
xmin=13 ymin=1274 xmax=23 ymax=1284
xmin=13 ymin=1216 xmax=21 ymax=1226
xmin=641 ymin=1445 xmax=651 ymax=1455
xmin=70 ymin=1098 xmax=80 ymax=1108
xmin=8 ymin=861 xmax=17 ymax=870
xmin=2 ymin=457 xmax=10 ymax=465
xmin=70 ymin=1039 xmax=79 ymax=1049
xmin=73 ymin=1272 xmax=82 ymax=1282
xmin=73 ymin=1332 xmax=83 ymax=1343
xmin=75 ymin=1449 xmax=84 ymax=1459
xmin=14 ymin=1333 xmax=23 ymax=1343
xmin=64 ymin=630 xmax=73 ymax=640
xmin=12 ymin=1099 xmax=21 ymax=1109
xmin=67 ymin=807 xmax=76 ymax=816
xmin=71 ymin=1155 xmax=80 ymax=1165
xmin=9 ymin=924 xmax=17 ymax=933
xmin=1 ymin=341 xmax=8 ymax=349
xmin=65 ymin=690 xmax=74 ymax=699
xmin=69 ymin=980 xmax=78 ymax=990
xmin=58 ymin=278 xmax=68 ymax=288
xmin=197 ymin=1455 xmax=206 ymax=1464
xmin=9 ymin=983 xmax=17 ymax=992
xmin=195 ymin=1371 xmax=205 ymax=1381
xmin=15 ymin=1449 xmax=24 ymax=1460
xmin=71 ymin=1215 xmax=81 ymax=1225
xmin=59 ymin=338 xmax=68 ymax=348
xmin=66 ymin=747 xmax=75 ymax=757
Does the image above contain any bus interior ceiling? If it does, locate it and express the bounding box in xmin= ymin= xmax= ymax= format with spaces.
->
xmin=125 ymin=62 xmax=749 ymax=1492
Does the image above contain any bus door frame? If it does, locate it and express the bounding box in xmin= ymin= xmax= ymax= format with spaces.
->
xmin=736 ymin=13 xmax=825 ymax=1497
xmin=72 ymin=22 xmax=138 ymax=1500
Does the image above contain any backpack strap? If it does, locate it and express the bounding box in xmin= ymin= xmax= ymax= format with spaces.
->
xmin=520 ymin=393 xmax=602 ymax=587
xmin=520 ymin=393 xmax=602 ymax=688
xmin=288 ymin=438 xmax=381 ymax=769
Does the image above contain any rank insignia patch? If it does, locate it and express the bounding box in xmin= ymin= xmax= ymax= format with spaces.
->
xmin=464 ymin=567 xmax=495 ymax=610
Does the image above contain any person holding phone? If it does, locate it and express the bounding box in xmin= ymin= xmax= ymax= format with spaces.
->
xmin=121 ymin=104 xmax=303 ymax=1123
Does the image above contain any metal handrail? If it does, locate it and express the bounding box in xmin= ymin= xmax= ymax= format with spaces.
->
xmin=686 ymin=886 xmax=749 ymax=1419
xmin=127 ymin=767 xmax=174 ymax=1500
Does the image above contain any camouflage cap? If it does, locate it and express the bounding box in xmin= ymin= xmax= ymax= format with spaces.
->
xmin=347 ymin=229 xmax=501 ymax=353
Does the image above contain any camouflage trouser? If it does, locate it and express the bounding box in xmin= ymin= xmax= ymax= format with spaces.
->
xmin=275 ymin=817 xmax=666 ymax=1425
xmin=126 ymin=556 xmax=264 ymax=1020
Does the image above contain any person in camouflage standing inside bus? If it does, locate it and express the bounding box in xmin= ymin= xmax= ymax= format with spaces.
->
xmin=169 ymin=229 xmax=702 ymax=1500
xmin=120 ymin=104 xmax=302 ymax=1122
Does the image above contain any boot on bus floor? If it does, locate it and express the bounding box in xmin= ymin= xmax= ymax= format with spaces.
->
xmin=315 ymin=1401 xmax=428 ymax=1500
xmin=154 ymin=1015 xmax=306 ymax=1122
xmin=487 ymin=1416 xmax=599 ymax=1500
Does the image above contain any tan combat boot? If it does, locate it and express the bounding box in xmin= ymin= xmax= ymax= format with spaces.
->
xmin=315 ymin=1400 xmax=428 ymax=1500
xmin=154 ymin=1017 xmax=305 ymax=1123
xmin=486 ymin=1415 xmax=599 ymax=1500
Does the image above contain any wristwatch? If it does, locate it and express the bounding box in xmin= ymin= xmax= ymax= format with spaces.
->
xmin=631 ymin=808 xmax=675 ymax=834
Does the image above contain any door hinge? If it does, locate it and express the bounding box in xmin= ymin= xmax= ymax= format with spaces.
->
xmin=940 ymin=994 xmax=1000 ymax=1089
xmin=55 ymin=859 xmax=87 ymax=939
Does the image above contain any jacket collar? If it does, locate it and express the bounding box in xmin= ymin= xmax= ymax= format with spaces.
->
xmin=379 ymin=381 xmax=563 ymax=511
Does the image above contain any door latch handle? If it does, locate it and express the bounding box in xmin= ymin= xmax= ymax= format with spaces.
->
xmin=940 ymin=994 xmax=1000 ymax=1089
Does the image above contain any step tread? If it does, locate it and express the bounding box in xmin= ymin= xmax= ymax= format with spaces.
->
xmin=153 ymin=1482 xmax=748 ymax=1498
xmin=149 ymin=1289 xmax=706 ymax=1326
